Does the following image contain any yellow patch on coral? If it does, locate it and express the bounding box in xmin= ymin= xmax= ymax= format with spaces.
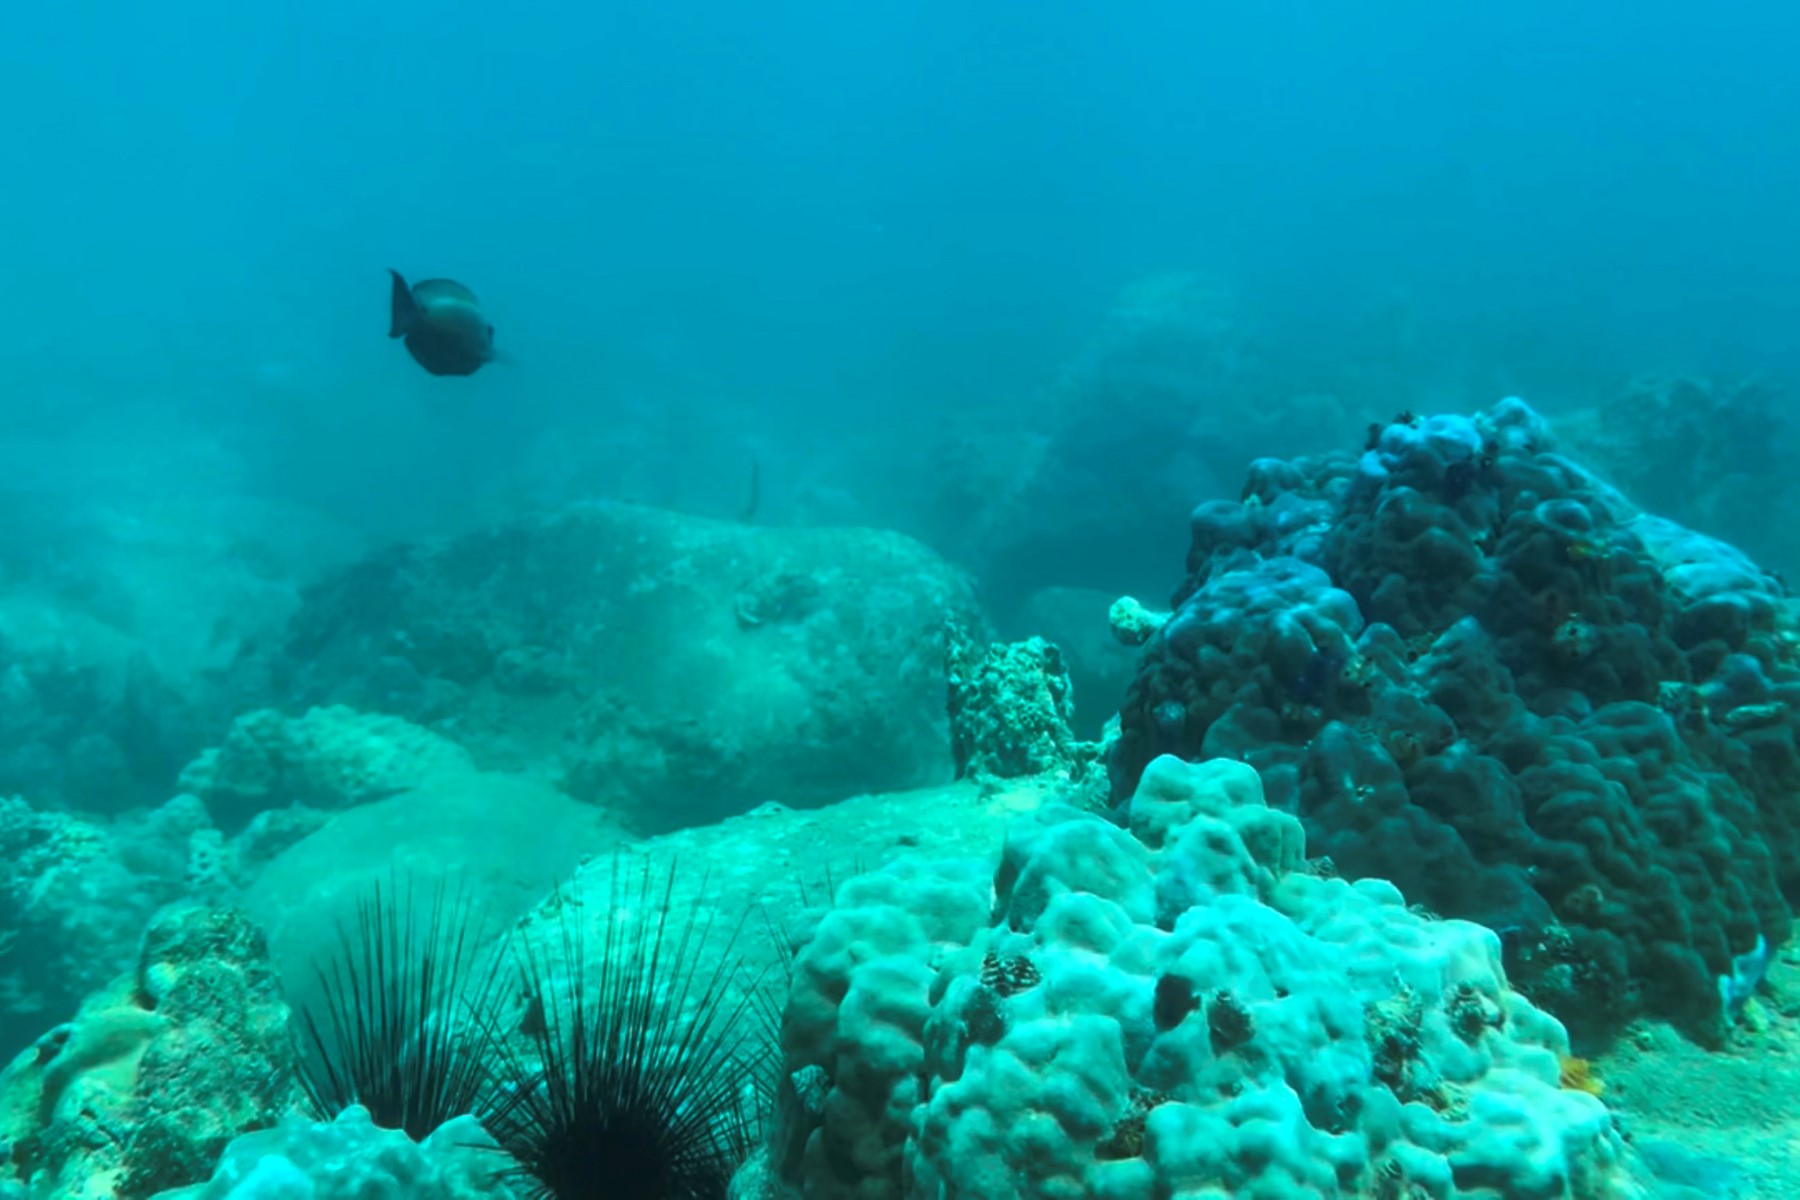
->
xmin=1558 ymin=1054 xmax=1605 ymax=1097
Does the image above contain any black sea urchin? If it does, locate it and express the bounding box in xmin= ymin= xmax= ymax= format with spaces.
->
xmin=483 ymin=858 xmax=768 ymax=1200
xmin=296 ymin=875 xmax=506 ymax=1140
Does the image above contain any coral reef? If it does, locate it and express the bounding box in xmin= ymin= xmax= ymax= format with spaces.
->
xmin=0 ymin=795 xmax=217 ymax=1060
xmin=1008 ymin=586 xmax=1144 ymax=737
xmin=150 ymin=1106 xmax=513 ymax=1200
xmin=0 ymin=598 xmax=203 ymax=814
xmin=1111 ymin=398 xmax=1800 ymax=1039
xmin=934 ymin=272 xmax=1359 ymax=616
xmin=232 ymin=500 xmax=984 ymax=832
xmin=177 ymin=705 xmax=474 ymax=831
xmin=1561 ymin=374 xmax=1795 ymax=574
xmin=1016 ymin=587 xmax=1144 ymax=737
xmin=1107 ymin=593 xmax=1170 ymax=647
xmin=772 ymin=755 xmax=1652 ymax=1199
xmin=0 ymin=478 xmax=357 ymax=819
xmin=2 ymin=702 xmax=515 ymax=1062
xmin=0 ymin=906 xmax=295 ymax=1199
xmin=946 ymin=627 xmax=1092 ymax=785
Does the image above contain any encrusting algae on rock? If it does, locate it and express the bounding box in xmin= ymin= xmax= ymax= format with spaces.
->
xmin=0 ymin=907 xmax=294 ymax=1200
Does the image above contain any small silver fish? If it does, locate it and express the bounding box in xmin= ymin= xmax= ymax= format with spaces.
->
xmin=387 ymin=269 xmax=496 ymax=377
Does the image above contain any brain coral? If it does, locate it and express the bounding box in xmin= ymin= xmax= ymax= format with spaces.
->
xmin=1111 ymin=398 xmax=1798 ymax=1039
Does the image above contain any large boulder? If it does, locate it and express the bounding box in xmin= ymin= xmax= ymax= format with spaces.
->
xmin=233 ymin=500 xmax=984 ymax=832
xmin=238 ymin=766 xmax=619 ymax=1014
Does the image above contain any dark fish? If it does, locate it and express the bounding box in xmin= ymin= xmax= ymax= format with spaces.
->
xmin=387 ymin=269 xmax=496 ymax=377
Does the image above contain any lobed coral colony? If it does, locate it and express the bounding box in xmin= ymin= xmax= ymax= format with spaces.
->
xmin=1113 ymin=399 xmax=1793 ymax=1044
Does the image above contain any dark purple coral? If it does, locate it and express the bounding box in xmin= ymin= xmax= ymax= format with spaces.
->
xmin=1113 ymin=399 xmax=1800 ymax=1040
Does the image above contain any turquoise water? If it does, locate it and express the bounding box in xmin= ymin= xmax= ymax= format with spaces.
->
xmin=0 ymin=3 xmax=1797 ymax=1197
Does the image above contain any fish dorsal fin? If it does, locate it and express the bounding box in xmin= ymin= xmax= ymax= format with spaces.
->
xmin=412 ymin=278 xmax=479 ymax=306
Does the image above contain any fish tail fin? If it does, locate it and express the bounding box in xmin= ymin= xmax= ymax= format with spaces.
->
xmin=387 ymin=269 xmax=417 ymax=338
